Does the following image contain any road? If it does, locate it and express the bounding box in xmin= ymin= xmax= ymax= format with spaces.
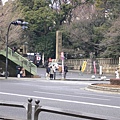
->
xmin=37 ymin=68 xmax=114 ymax=80
xmin=0 ymin=68 xmax=120 ymax=120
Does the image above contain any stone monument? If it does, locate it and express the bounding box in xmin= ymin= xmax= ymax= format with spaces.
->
xmin=56 ymin=31 xmax=62 ymax=61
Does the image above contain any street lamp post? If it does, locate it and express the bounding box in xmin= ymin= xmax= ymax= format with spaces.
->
xmin=5 ymin=19 xmax=28 ymax=79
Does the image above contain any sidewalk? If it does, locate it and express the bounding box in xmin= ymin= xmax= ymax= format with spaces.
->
xmin=55 ymin=70 xmax=115 ymax=81
xmin=0 ymin=70 xmax=115 ymax=81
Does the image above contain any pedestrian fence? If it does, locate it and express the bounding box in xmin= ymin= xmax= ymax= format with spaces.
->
xmin=0 ymin=98 xmax=108 ymax=120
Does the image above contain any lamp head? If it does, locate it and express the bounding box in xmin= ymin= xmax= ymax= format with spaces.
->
xmin=11 ymin=19 xmax=29 ymax=27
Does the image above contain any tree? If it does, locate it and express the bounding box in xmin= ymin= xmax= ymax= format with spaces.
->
xmin=17 ymin=0 xmax=82 ymax=59
xmin=17 ymin=0 xmax=57 ymax=58
xmin=100 ymin=16 xmax=120 ymax=58
xmin=61 ymin=18 xmax=104 ymax=58
xmin=61 ymin=0 xmax=120 ymax=58
xmin=2 ymin=0 xmax=119 ymax=59
xmin=95 ymin=0 xmax=120 ymax=58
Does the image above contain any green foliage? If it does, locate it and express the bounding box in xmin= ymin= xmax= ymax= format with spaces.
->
xmin=14 ymin=0 xmax=120 ymax=59
xmin=86 ymin=0 xmax=95 ymax=4
xmin=25 ymin=7 xmax=56 ymax=34
xmin=17 ymin=0 xmax=34 ymax=9
xmin=61 ymin=0 xmax=120 ymax=58
xmin=16 ymin=0 xmax=81 ymax=59
xmin=62 ymin=16 xmax=109 ymax=57
xmin=95 ymin=0 xmax=120 ymax=19
xmin=17 ymin=0 xmax=57 ymax=59
xmin=107 ymin=0 xmax=120 ymax=18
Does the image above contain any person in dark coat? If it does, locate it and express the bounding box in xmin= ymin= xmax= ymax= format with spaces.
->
xmin=50 ymin=66 xmax=54 ymax=80
xmin=64 ymin=64 xmax=68 ymax=79
xmin=46 ymin=66 xmax=50 ymax=79
xmin=12 ymin=46 xmax=17 ymax=54
xmin=79 ymin=65 xmax=82 ymax=75
xmin=16 ymin=66 xmax=21 ymax=77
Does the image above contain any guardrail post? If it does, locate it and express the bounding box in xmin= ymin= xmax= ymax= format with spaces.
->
xmin=34 ymin=100 xmax=40 ymax=120
xmin=27 ymin=98 xmax=32 ymax=120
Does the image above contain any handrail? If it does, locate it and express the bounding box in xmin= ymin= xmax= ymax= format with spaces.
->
xmin=34 ymin=107 xmax=107 ymax=120
xmin=0 ymin=99 xmax=110 ymax=120
xmin=0 ymin=47 xmax=37 ymax=75
xmin=34 ymin=100 xmax=108 ymax=120
xmin=0 ymin=98 xmax=32 ymax=120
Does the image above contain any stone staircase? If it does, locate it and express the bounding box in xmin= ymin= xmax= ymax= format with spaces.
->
xmin=0 ymin=47 xmax=37 ymax=77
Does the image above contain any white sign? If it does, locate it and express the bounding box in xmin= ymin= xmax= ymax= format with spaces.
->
xmin=36 ymin=56 xmax=41 ymax=61
xmin=61 ymin=52 xmax=64 ymax=58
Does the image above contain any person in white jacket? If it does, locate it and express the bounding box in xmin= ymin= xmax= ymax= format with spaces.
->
xmin=115 ymin=68 xmax=119 ymax=79
xmin=52 ymin=64 xmax=56 ymax=80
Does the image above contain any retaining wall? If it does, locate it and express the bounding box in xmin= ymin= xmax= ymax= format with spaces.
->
xmin=65 ymin=57 xmax=120 ymax=74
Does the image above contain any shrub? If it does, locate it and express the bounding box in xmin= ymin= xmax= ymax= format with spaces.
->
xmin=110 ymin=78 xmax=120 ymax=85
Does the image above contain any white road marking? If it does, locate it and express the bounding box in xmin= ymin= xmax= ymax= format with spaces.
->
xmin=0 ymin=92 xmax=120 ymax=109
xmin=34 ymin=91 xmax=110 ymax=101
xmin=49 ymin=81 xmax=92 ymax=85
xmin=12 ymin=79 xmax=92 ymax=85
xmin=79 ymin=92 xmax=120 ymax=99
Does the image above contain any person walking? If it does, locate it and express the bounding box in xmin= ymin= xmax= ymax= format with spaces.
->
xmin=64 ymin=64 xmax=68 ymax=79
xmin=52 ymin=64 xmax=56 ymax=80
xmin=19 ymin=67 xmax=25 ymax=78
xmin=115 ymin=68 xmax=119 ymax=79
xmin=50 ymin=66 xmax=54 ymax=80
xmin=79 ymin=65 xmax=82 ymax=75
xmin=21 ymin=67 xmax=26 ymax=77
xmin=12 ymin=46 xmax=17 ymax=55
xmin=46 ymin=66 xmax=50 ymax=79
xmin=16 ymin=66 xmax=20 ymax=77
xmin=20 ymin=67 xmax=23 ymax=78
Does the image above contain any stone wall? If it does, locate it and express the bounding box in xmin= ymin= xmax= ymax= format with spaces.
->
xmin=65 ymin=57 xmax=119 ymax=74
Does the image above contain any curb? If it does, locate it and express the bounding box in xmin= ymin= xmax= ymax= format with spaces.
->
xmin=64 ymin=78 xmax=110 ymax=81
xmin=0 ymin=77 xmax=110 ymax=81
xmin=87 ymin=84 xmax=120 ymax=93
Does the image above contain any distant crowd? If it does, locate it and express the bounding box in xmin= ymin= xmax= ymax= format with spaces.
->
xmin=45 ymin=61 xmax=68 ymax=80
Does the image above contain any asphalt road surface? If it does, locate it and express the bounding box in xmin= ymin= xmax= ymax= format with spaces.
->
xmin=0 ymin=68 xmax=120 ymax=120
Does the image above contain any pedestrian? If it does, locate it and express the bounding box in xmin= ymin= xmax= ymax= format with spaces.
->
xmin=50 ymin=66 xmax=54 ymax=80
xmin=12 ymin=46 xmax=17 ymax=54
xmin=52 ymin=64 xmax=56 ymax=80
xmin=64 ymin=64 xmax=68 ymax=79
xmin=79 ymin=65 xmax=82 ymax=75
xmin=115 ymin=68 xmax=119 ymax=79
xmin=16 ymin=66 xmax=21 ymax=78
xmin=46 ymin=66 xmax=50 ymax=79
xmin=21 ymin=67 xmax=26 ymax=77
xmin=20 ymin=67 xmax=23 ymax=78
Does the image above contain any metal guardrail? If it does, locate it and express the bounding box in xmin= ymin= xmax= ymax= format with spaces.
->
xmin=0 ymin=47 xmax=37 ymax=75
xmin=0 ymin=98 xmax=108 ymax=120
xmin=34 ymin=100 xmax=108 ymax=120
xmin=0 ymin=98 xmax=32 ymax=120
